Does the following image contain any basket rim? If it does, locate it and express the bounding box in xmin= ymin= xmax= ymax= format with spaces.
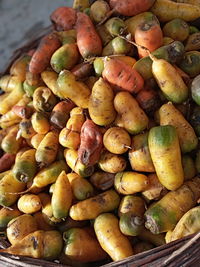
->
xmin=0 ymin=231 xmax=200 ymax=267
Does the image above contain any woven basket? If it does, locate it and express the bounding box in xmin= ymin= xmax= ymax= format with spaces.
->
xmin=1 ymin=23 xmax=200 ymax=267
xmin=0 ymin=232 xmax=200 ymax=267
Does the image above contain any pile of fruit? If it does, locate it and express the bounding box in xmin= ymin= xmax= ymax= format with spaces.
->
xmin=1 ymin=0 xmax=200 ymax=265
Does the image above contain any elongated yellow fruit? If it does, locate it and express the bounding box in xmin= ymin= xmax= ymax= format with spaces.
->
xmin=175 ymin=0 xmax=200 ymax=6
xmin=94 ymin=213 xmax=133 ymax=261
xmin=63 ymin=228 xmax=107 ymax=263
xmin=148 ymin=125 xmax=184 ymax=190
xmin=32 ymin=161 xmax=68 ymax=189
xmin=0 ymin=173 xmax=26 ymax=207
xmin=114 ymin=171 xmax=149 ymax=195
xmin=7 ymin=214 xmax=38 ymax=245
xmin=89 ymin=78 xmax=116 ymax=126
xmin=18 ymin=161 xmax=69 ymax=194
xmin=13 ymin=148 xmax=37 ymax=183
xmin=41 ymin=70 xmax=64 ymax=99
xmin=129 ymin=132 xmax=155 ymax=172
xmin=67 ymin=173 xmax=94 ymax=200
xmin=51 ymin=171 xmax=72 ymax=219
xmin=69 ymin=190 xmax=120 ymax=220
xmin=1 ymin=126 xmax=22 ymax=154
xmin=170 ymin=206 xmax=200 ymax=241
xmin=57 ymin=70 xmax=90 ymax=108
xmin=0 ymin=110 xmax=21 ymax=129
xmin=35 ymin=131 xmax=59 ymax=167
xmin=159 ymin=102 xmax=198 ymax=153
xmin=0 ymin=94 xmax=31 ymax=128
xmin=114 ymin=91 xmax=149 ymax=134
xmin=151 ymin=0 xmax=200 ymax=22
xmin=151 ymin=57 xmax=188 ymax=103
xmin=145 ymin=177 xmax=200 ymax=233
xmin=0 ymin=206 xmax=21 ymax=230
xmin=64 ymin=148 xmax=94 ymax=177
xmin=0 ymin=82 xmax=24 ymax=115
xmin=0 ymin=230 xmax=63 ymax=260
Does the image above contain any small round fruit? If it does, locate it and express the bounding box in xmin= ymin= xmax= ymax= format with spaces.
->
xmin=103 ymin=127 xmax=131 ymax=154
